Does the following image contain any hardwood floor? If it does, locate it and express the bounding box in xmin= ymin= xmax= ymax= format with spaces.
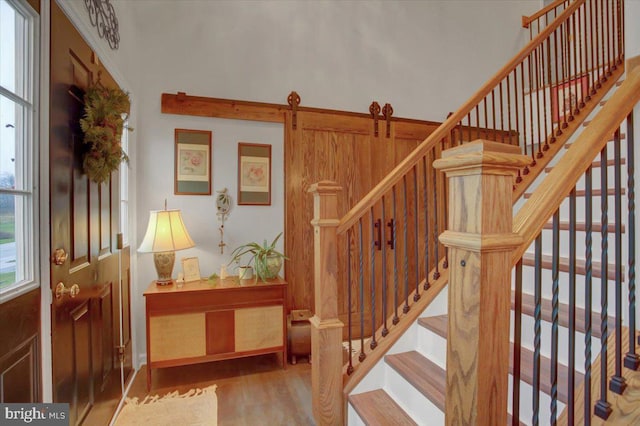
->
xmin=123 ymin=354 xmax=314 ymax=426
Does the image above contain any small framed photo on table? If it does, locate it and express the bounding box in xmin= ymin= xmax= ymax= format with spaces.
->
xmin=181 ymin=257 xmax=201 ymax=282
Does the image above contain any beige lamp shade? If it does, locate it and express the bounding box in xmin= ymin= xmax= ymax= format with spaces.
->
xmin=138 ymin=209 xmax=195 ymax=253
xmin=138 ymin=209 xmax=195 ymax=285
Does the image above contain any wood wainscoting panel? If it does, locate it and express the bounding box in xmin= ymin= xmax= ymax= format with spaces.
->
xmin=234 ymin=305 xmax=284 ymax=352
xmin=149 ymin=313 xmax=206 ymax=362
xmin=0 ymin=334 xmax=39 ymax=403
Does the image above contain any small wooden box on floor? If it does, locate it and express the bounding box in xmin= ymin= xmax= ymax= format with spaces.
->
xmin=287 ymin=309 xmax=312 ymax=364
xmin=144 ymin=276 xmax=287 ymax=390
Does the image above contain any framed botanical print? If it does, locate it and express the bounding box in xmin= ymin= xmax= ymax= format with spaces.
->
xmin=238 ymin=142 xmax=271 ymax=205
xmin=175 ymin=129 xmax=212 ymax=195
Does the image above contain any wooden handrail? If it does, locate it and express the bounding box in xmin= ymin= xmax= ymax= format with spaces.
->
xmin=512 ymin=64 xmax=640 ymax=264
xmin=337 ymin=0 xmax=585 ymax=235
xmin=521 ymin=0 xmax=570 ymax=28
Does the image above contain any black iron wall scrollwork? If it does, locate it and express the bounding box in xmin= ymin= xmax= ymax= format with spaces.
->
xmin=84 ymin=0 xmax=120 ymax=50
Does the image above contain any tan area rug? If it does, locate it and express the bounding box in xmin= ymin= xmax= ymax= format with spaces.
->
xmin=114 ymin=385 xmax=217 ymax=426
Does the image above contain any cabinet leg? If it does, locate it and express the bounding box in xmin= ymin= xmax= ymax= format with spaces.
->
xmin=291 ymin=355 xmax=297 ymax=365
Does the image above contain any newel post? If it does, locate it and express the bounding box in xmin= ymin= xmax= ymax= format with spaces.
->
xmin=433 ymin=141 xmax=530 ymax=425
xmin=308 ymin=180 xmax=344 ymax=426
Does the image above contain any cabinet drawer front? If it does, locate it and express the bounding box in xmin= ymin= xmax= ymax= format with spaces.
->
xmin=149 ymin=313 xmax=206 ymax=362
xmin=234 ymin=306 xmax=283 ymax=352
xmin=146 ymin=286 xmax=285 ymax=313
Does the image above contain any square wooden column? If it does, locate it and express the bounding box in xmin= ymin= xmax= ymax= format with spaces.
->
xmin=308 ymin=181 xmax=344 ymax=426
xmin=434 ymin=141 xmax=530 ymax=426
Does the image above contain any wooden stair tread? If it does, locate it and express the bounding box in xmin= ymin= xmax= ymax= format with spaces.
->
xmin=545 ymin=158 xmax=626 ymax=173
xmin=541 ymin=220 xmax=625 ymax=233
xmin=524 ymin=187 xmax=625 ymax=199
xmin=385 ymin=351 xmax=446 ymax=411
xmin=564 ymin=133 xmax=625 ymax=149
xmin=418 ymin=315 xmax=583 ymax=403
xmin=383 ymin=353 xmax=535 ymax=424
xmin=521 ymin=252 xmax=623 ymax=282
xmin=349 ymin=389 xmax=417 ymax=426
xmin=513 ymin=292 xmax=615 ymax=340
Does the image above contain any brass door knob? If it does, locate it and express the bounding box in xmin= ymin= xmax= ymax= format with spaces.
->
xmin=55 ymin=282 xmax=80 ymax=299
xmin=52 ymin=248 xmax=68 ymax=265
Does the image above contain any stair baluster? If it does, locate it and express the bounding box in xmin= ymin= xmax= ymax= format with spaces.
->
xmin=514 ymin=260 xmax=524 ymax=425
xmin=584 ymin=166 xmax=594 ymax=425
xmin=551 ymin=209 xmax=561 ymax=425
xmin=610 ymin=128 xmax=627 ymax=393
xmin=533 ymin=235 xmax=543 ymax=426
xmin=594 ymin=145 xmax=613 ymax=419
xmin=625 ymin=112 xmax=640 ymax=365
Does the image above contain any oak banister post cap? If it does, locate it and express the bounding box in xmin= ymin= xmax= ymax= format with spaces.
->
xmin=307 ymin=181 xmax=343 ymax=194
xmin=433 ymin=140 xmax=530 ymax=176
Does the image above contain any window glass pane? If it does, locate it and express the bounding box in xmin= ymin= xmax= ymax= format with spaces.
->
xmin=0 ymin=0 xmax=28 ymax=99
xmin=0 ymin=95 xmax=22 ymax=190
xmin=0 ymin=193 xmax=16 ymax=288
xmin=1 ymin=193 xmax=31 ymax=290
xmin=120 ymin=121 xmax=129 ymax=245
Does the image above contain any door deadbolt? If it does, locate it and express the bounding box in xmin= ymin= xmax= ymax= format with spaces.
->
xmin=52 ymin=248 xmax=68 ymax=265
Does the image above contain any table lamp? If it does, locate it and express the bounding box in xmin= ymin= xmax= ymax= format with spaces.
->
xmin=138 ymin=208 xmax=195 ymax=285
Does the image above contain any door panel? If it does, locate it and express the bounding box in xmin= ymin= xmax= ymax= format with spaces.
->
xmin=70 ymin=301 xmax=92 ymax=424
xmin=285 ymin=111 xmax=441 ymax=340
xmin=50 ymin=3 xmax=127 ymax=424
xmin=0 ymin=332 xmax=39 ymax=403
xmin=120 ymin=246 xmax=133 ymax=382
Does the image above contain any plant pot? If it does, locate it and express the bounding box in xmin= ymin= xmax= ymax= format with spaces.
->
xmin=238 ymin=266 xmax=253 ymax=280
xmin=256 ymin=254 xmax=283 ymax=281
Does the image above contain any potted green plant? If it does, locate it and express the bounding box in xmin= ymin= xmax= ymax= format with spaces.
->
xmin=229 ymin=232 xmax=287 ymax=281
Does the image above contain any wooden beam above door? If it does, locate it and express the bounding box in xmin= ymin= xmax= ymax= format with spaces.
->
xmin=161 ymin=92 xmax=289 ymax=123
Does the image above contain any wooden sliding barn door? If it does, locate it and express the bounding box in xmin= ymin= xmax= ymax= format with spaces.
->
xmin=50 ymin=3 xmax=131 ymax=424
xmin=284 ymin=110 xmax=440 ymax=338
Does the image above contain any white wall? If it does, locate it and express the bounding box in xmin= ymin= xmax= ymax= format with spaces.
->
xmin=127 ymin=0 xmax=542 ymax=119
xmin=133 ymin=113 xmax=285 ymax=364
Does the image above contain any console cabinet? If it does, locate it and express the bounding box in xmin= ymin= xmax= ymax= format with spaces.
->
xmin=144 ymin=277 xmax=287 ymax=389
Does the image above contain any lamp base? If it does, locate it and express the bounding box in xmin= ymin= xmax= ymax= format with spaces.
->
xmin=155 ymin=278 xmax=174 ymax=286
xmin=153 ymin=251 xmax=175 ymax=286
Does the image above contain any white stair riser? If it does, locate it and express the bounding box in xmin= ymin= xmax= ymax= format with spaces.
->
xmin=385 ymin=365 xmax=444 ymax=426
xmin=514 ymin=313 xmax=604 ymax=374
xmin=350 ymin=324 xmax=421 ymax=396
xmin=347 ymin=406 xmax=367 ymax=426
xmin=417 ymin=324 xmax=447 ymax=369
xmin=537 ymin=227 xmax=628 ymax=261
xmin=515 ymin=268 xmax=623 ymax=316
xmin=508 ymin=375 xmax=567 ymax=426
xmin=554 ymin=193 xmax=628 ymax=224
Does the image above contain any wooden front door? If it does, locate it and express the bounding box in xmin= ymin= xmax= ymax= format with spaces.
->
xmin=50 ymin=3 xmax=131 ymax=424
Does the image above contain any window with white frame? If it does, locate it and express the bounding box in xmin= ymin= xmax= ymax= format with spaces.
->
xmin=0 ymin=0 xmax=39 ymax=302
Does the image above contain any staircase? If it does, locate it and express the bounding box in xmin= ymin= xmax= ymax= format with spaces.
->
xmin=346 ymin=67 xmax=640 ymax=424
xmin=308 ymin=1 xmax=640 ymax=424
